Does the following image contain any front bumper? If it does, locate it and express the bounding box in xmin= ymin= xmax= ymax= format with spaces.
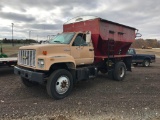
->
xmin=14 ymin=66 xmax=44 ymax=84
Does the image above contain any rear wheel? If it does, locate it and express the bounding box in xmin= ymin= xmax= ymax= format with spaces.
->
xmin=113 ymin=62 xmax=126 ymax=81
xmin=142 ymin=59 xmax=150 ymax=67
xmin=47 ymin=69 xmax=73 ymax=100
xmin=21 ymin=77 xmax=38 ymax=87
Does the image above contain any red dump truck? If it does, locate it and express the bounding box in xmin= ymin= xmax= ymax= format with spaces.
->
xmin=14 ymin=16 xmax=137 ymax=99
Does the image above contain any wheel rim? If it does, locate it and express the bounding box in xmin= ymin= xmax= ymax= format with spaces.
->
xmin=55 ymin=76 xmax=70 ymax=95
xmin=145 ymin=61 xmax=149 ymax=66
xmin=119 ymin=66 xmax=125 ymax=78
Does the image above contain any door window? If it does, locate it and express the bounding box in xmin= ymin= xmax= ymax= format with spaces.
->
xmin=73 ymin=34 xmax=88 ymax=46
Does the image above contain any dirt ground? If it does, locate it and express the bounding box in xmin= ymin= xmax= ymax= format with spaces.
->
xmin=135 ymin=48 xmax=160 ymax=58
xmin=0 ymin=55 xmax=160 ymax=119
xmin=1 ymin=47 xmax=160 ymax=120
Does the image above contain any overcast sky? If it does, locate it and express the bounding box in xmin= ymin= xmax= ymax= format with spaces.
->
xmin=0 ymin=0 xmax=160 ymax=41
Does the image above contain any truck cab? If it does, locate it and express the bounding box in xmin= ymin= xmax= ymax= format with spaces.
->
xmin=14 ymin=31 xmax=96 ymax=99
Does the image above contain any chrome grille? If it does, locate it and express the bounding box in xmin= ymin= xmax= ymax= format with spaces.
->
xmin=18 ymin=50 xmax=36 ymax=67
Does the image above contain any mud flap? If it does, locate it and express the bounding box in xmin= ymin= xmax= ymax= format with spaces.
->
xmin=123 ymin=56 xmax=132 ymax=71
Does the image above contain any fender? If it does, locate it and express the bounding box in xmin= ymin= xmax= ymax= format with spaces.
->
xmin=45 ymin=53 xmax=76 ymax=70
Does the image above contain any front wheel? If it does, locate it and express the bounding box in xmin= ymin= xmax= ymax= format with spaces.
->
xmin=142 ymin=59 xmax=150 ymax=67
xmin=47 ymin=69 xmax=73 ymax=100
xmin=113 ymin=62 xmax=126 ymax=81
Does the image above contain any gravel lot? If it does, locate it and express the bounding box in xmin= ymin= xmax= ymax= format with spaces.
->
xmin=0 ymin=59 xmax=160 ymax=120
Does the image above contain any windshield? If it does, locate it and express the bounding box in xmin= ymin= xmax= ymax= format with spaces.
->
xmin=49 ymin=33 xmax=75 ymax=44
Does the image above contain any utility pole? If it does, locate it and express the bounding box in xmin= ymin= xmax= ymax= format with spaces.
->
xmin=12 ymin=23 xmax=14 ymax=46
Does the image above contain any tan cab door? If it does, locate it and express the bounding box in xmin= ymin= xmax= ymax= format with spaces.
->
xmin=70 ymin=33 xmax=94 ymax=65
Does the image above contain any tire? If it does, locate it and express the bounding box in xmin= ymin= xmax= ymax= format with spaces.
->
xmin=21 ymin=77 xmax=38 ymax=87
xmin=47 ymin=69 xmax=73 ymax=100
xmin=142 ymin=59 xmax=150 ymax=67
xmin=113 ymin=62 xmax=126 ymax=81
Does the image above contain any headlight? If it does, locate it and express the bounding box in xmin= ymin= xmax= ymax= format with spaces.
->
xmin=38 ymin=59 xmax=44 ymax=68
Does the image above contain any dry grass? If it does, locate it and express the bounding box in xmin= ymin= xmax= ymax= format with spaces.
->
xmin=135 ymin=48 xmax=160 ymax=58
xmin=1 ymin=44 xmax=25 ymax=57
xmin=1 ymin=44 xmax=160 ymax=58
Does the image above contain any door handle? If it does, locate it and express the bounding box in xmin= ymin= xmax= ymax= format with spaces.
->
xmin=89 ymin=49 xmax=94 ymax=51
xmin=76 ymin=46 xmax=80 ymax=49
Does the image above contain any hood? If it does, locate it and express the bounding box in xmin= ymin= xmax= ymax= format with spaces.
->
xmin=19 ymin=44 xmax=69 ymax=50
xmin=19 ymin=44 xmax=71 ymax=56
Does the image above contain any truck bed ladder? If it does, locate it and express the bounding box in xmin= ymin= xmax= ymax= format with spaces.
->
xmin=107 ymin=39 xmax=115 ymax=70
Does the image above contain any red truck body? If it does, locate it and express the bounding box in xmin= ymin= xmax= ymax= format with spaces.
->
xmin=63 ymin=17 xmax=136 ymax=62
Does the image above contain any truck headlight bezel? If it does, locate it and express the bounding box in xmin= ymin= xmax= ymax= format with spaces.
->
xmin=38 ymin=59 xmax=45 ymax=68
